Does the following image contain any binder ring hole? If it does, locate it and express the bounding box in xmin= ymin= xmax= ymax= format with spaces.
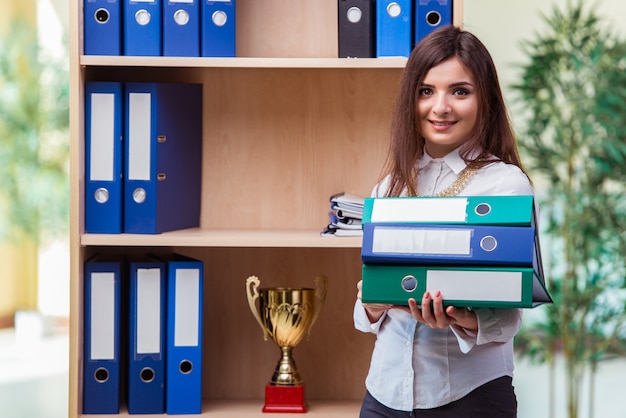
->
xmin=140 ymin=367 xmax=155 ymax=383
xmin=426 ymin=11 xmax=442 ymax=26
xmin=480 ymin=236 xmax=498 ymax=252
xmin=174 ymin=9 xmax=190 ymax=26
xmin=157 ymin=135 xmax=166 ymax=143
xmin=346 ymin=7 xmax=362 ymax=23
xmin=387 ymin=3 xmax=402 ymax=18
xmin=212 ymin=11 xmax=227 ymax=27
xmin=94 ymin=8 xmax=110 ymax=24
xmin=179 ymin=360 xmax=193 ymax=374
xmin=157 ymin=173 xmax=167 ymax=181
xmin=401 ymin=275 xmax=418 ymax=292
xmin=133 ymin=188 xmax=147 ymax=204
xmin=135 ymin=9 xmax=151 ymax=26
xmin=94 ymin=367 xmax=109 ymax=383
xmin=474 ymin=203 xmax=492 ymax=216
xmin=94 ymin=188 xmax=110 ymax=204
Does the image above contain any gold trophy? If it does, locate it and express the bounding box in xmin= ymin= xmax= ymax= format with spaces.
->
xmin=246 ymin=275 xmax=328 ymax=413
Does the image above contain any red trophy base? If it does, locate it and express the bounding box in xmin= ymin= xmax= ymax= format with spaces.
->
xmin=262 ymin=383 xmax=307 ymax=413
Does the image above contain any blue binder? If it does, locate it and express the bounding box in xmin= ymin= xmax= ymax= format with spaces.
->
xmin=165 ymin=255 xmax=204 ymax=414
xmin=85 ymin=82 xmax=124 ymax=234
xmin=123 ymin=82 xmax=203 ymax=234
xmin=201 ymin=0 xmax=236 ymax=57
xmin=83 ymin=258 xmax=122 ymax=414
xmin=415 ymin=0 xmax=452 ymax=45
xmin=163 ymin=0 xmax=200 ymax=56
xmin=84 ymin=0 xmax=122 ymax=55
xmin=361 ymin=223 xmax=541 ymax=269
xmin=376 ymin=0 xmax=412 ymax=57
xmin=124 ymin=0 xmax=162 ymax=56
xmin=127 ymin=259 xmax=166 ymax=414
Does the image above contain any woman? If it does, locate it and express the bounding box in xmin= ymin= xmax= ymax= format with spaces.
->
xmin=354 ymin=25 xmax=532 ymax=417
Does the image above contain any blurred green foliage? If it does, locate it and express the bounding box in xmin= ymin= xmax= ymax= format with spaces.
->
xmin=0 ymin=19 xmax=69 ymax=244
xmin=512 ymin=2 xmax=626 ymax=417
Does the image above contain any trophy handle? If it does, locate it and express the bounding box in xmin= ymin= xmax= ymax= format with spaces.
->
xmin=246 ymin=275 xmax=269 ymax=341
xmin=310 ymin=275 xmax=328 ymax=331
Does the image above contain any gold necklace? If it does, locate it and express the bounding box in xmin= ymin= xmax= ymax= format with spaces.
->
xmin=416 ymin=165 xmax=479 ymax=197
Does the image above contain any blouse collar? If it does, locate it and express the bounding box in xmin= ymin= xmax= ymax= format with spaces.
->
xmin=417 ymin=147 xmax=478 ymax=175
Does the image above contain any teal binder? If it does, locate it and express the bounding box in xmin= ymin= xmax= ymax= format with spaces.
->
xmin=361 ymin=264 xmax=552 ymax=308
xmin=362 ymin=195 xmax=535 ymax=226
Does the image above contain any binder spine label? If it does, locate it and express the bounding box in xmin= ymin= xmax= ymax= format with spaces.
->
xmin=426 ymin=269 xmax=523 ymax=303
xmin=372 ymin=226 xmax=472 ymax=255
xmin=174 ymin=268 xmax=200 ymax=346
xmin=90 ymin=272 xmax=117 ymax=360
xmin=136 ymin=268 xmax=162 ymax=354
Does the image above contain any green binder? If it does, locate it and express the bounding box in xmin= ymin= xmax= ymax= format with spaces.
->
xmin=361 ymin=264 xmax=552 ymax=309
xmin=362 ymin=195 xmax=535 ymax=226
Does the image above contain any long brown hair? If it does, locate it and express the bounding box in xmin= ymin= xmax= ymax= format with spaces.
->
xmin=381 ymin=25 xmax=526 ymax=197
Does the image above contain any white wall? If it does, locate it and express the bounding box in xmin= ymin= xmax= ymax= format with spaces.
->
xmin=464 ymin=0 xmax=626 ymax=132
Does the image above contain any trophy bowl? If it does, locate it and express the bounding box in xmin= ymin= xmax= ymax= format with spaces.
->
xmin=246 ymin=275 xmax=328 ymax=412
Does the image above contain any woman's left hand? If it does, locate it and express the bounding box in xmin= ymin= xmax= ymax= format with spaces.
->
xmin=402 ymin=290 xmax=478 ymax=332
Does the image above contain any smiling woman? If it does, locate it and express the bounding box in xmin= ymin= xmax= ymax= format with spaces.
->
xmin=354 ymin=25 xmax=534 ymax=418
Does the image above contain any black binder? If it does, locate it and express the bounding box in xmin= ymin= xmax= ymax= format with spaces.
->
xmin=338 ymin=0 xmax=376 ymax=58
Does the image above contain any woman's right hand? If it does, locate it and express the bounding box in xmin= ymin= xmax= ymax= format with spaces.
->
xmin=357 ymin=280 xmax=393 ymax=323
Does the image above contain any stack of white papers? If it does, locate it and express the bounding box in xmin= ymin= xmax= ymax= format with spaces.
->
xmin=321 ymin=192 xmax=365 ymax=237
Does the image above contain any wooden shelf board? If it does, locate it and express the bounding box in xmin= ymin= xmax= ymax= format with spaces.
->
xmin=80 ymin=229 xmax=363 ymax=248
xmin=78 ymin=399 xmax=362 ymax=417
xmin=79 ymin=55 xmax=408 ymax=69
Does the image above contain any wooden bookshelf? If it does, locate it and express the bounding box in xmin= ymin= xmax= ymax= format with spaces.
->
xmin=68 ymin=1 xmax=463 ymax=416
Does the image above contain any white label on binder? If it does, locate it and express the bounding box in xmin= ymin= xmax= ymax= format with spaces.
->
xmin=426 ymin=270 xmax=522 ymax=302
xmin=90 ymin=272 xmax=116 ymax=360
xmin=128 ymin=93 xmax=152 ymax=181
xmin=174 ymin=268 xmax=200 ymax=347
xmin=137 ymin=268 xmax=162 ymax=354
xmin=90 ymin=93 xmax=115 ymax=181
xmin=372 ymin=227 xmax=472 ymax=255
xmin=371 ymin=198 xmax=468 ymax=223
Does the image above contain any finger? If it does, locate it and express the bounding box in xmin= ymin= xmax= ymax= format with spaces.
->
xmin=431 ymin=291 xmax=448 ymax=328
xmin=420 ymin=291 xmax=435 ymax=325
xmin=407 ymin=298 xmax=424 ymax=321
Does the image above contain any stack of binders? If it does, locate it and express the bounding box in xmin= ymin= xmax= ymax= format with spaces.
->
xmin=84 ymin=81 xmax=203 ymax=235
xmin=338 ymin=0 xmax=453 ymax=58
xmin=360 ymin=195 xmax=553 ymax=308
xmin=83 ymin=253 xmax=205 ymax=414
xmin=83 ymin=0 xmax=236 ymax=57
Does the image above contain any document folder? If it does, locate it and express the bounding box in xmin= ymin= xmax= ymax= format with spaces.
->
xmin=415 ymin=0 xmax=452 ymax=45
xmin=124 ymin=0 xmax=162 ymax=56
xmin=163 ymin=0 xmax=200 ymax=56
xmin=338 ymin=0 xmax=376 ymax=58
xmin=376 ymin=0 xmax=412 ymax=57
xmin=362 ymin=223 xmax=540 ymax=268
xmin=127 ymin=259 xmax=166 ymax=414
xmin=83 ymin=258 xmax=122 ymax=414
xmin=201 ymin=0 xmax=236 ymax=57
xmin=362 ymin=264 xmax=553 ymax=308
xmin=85 ymin=82 xmax=124 ymax=234
xmin=124 ymin=82 xmax=203 ymax=234
xmin=164 ymin=254 xmax=204 ymax=414
xmin=84 ymin=0 xmax=122 ymax=55
xmin=363 ymin=195 xmax=536 ymax=226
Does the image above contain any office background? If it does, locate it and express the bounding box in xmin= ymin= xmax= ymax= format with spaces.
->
xmin=1 ymin=0 xmax=625 ymax=417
